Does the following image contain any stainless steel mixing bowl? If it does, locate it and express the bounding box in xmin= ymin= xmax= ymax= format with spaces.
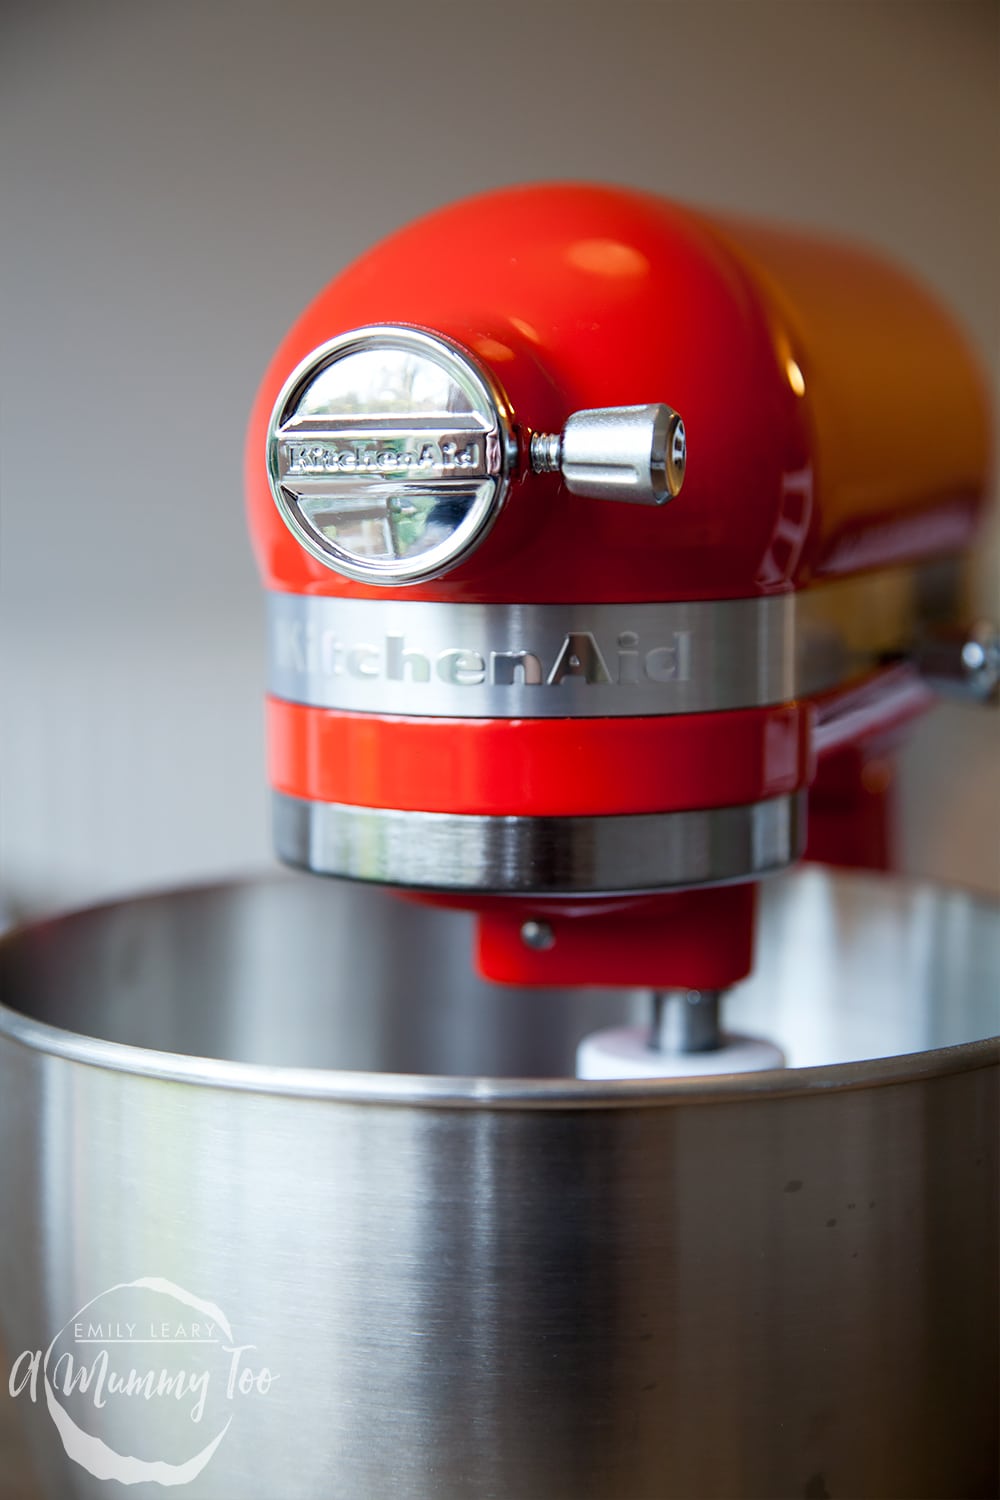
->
xmin=0 ymin=867 xmax=997 ymax=1499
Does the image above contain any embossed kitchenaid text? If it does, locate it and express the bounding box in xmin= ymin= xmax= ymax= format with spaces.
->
xmin=273 ymin=623 xmax=692 ymax=689
xmin=266 ymin=593 xmax=796 ymax=717
xmin=283 ymin=436 xmax=484 ymax=477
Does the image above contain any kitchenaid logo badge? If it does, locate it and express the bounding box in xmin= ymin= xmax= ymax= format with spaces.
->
xmin=274 ymin=624 xmax=693 ymax=688
xmin=283 ymin=436 xmax=483 ymax=477
xmin=8 ymin=1277 xmax=277 ymax=1487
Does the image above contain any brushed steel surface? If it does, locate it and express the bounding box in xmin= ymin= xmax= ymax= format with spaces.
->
xmin=542 ymin=401 xmax=687 ymax=504
xmin=265 ymin=560 xmax=963 ymax=719
xmin=267 ymin=589 xmax=792 ymax=717
xmin=272 ymin=791 xmax=805 ymax=892
xmin=0 ymin=869 xmax=997 ymax=1499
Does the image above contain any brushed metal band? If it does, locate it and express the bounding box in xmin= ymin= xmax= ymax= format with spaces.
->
xmin=268 ymin=593 xmax=793 ymax=717
xmin=273 ymin=792 xmax=806 ymax=893
xmin=267 ymin=562 xmax=960 ymax=719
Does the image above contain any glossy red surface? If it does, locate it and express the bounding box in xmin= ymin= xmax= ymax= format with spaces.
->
xmin=475 ymin=884 xmax=757 ymax=990
xmin=267 ymin=699 xmax=813 ymax=816
xmin=246 ymin=183 xmax=989 ymax=605
xmin=804 ymin=666 xmax=935 ymax=874
xmin=807 ymin=749 xmax=896 ymax=874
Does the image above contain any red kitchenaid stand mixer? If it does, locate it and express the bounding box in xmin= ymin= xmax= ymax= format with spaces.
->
xmin=247 ymin=181 xmax=994 ymax=1068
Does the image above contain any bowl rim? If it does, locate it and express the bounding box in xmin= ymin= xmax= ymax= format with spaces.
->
xmin=1 ymin=870 xmax=997 ymax=1111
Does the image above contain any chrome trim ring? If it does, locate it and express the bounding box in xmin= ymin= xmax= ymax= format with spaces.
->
xmin=273 ymin=792 xmax=806 ymax=893
xmin=266 ymin=559 xmax=964 ymax=718
xmin=268 ymin=592 xmax=794 ymax=717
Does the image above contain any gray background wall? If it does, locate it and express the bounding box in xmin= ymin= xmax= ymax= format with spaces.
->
xmin=2 ymin=0 xmax=998 ymax=912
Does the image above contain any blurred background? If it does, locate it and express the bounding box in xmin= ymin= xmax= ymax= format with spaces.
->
xmin=1 ymin=0 xmax=998 ymax=917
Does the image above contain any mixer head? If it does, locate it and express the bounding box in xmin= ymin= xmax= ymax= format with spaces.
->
xmin=246 ymin=184 xmax=992 ymax=995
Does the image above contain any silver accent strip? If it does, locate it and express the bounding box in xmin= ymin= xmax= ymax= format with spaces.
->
xmin=267 ymin=561 xmax=963 ymax=718
xmin=273 ymin=792 xmax=806 ymax=894
xmin=268 ymin=594 xmax=794 ymax=717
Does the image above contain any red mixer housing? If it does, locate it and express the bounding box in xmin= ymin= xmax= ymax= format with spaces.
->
xmin=246 ymin=183 xmax=991 ymax=993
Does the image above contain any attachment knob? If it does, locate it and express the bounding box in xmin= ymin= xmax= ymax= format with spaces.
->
xmin=531 ymin=402 xmax=686 ymax=506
